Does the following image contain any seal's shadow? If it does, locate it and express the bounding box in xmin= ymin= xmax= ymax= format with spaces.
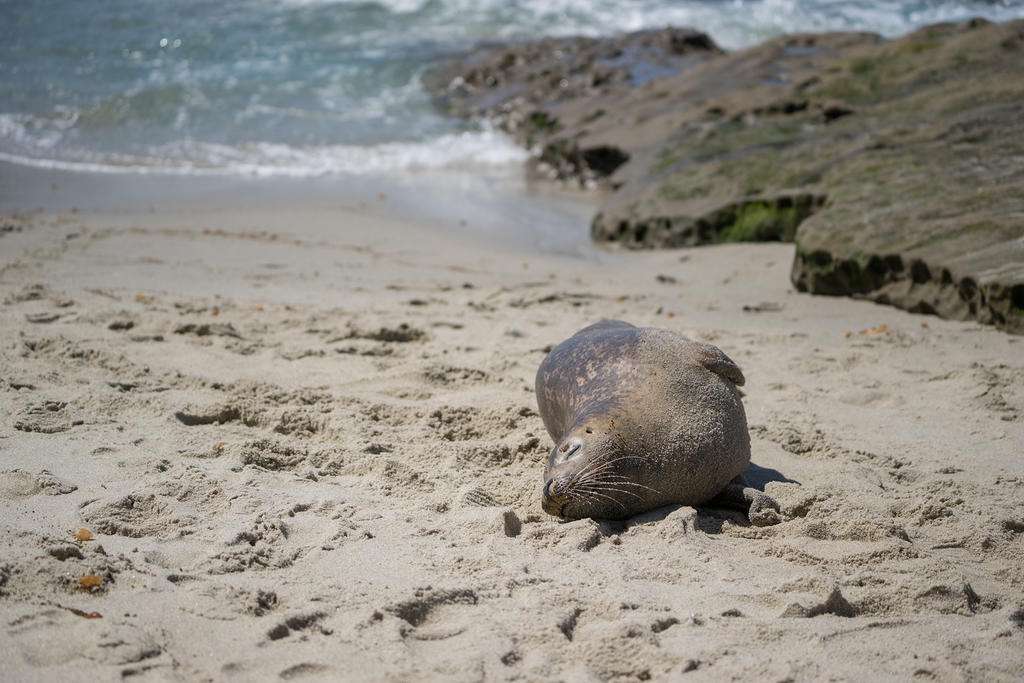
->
xmin=592 ymin=461 xmax=797 ymax=535
xmin=743 ymin=462 xmax=797 ymax=490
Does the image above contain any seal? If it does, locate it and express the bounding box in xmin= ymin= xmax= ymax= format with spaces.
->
xmin=536 ymin=320 xmax=779 ymax=525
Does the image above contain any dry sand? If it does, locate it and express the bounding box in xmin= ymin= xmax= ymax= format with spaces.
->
xmin=1 ymin=179 xmax=1022 ymax=681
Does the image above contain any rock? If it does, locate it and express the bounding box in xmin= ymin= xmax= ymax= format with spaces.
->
xmin=429 ymin=20 xmax=1024 ymax=333
xmin=424 ymin=27 xmax=723 ymax=186
xmin=501 ymin=509 xmax=522 ymax=537
xmin=787 ymin=20 xmax=1024 ymax=333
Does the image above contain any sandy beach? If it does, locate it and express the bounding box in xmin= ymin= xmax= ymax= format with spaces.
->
xmin=1 ymin=167 xmax=1022 ymax=681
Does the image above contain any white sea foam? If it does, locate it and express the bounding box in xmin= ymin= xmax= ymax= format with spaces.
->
xmin=506 ymin=0 xmax=1022 ymax=48
xmin=321 ymin=0 xmax=1024 ymax=49
xmin=0 ymin=126 xmax=528 ymax=178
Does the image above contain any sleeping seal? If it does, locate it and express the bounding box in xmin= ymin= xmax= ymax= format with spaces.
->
xmin=536 ymin=320 xmax=778 ymax=525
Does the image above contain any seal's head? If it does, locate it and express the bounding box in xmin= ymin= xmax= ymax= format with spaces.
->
xmin=540 ymin=418 xmax=647 ymax=520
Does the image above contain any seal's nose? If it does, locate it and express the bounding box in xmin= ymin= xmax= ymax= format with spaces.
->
xmin=541 ymin=477 xmax=565 ymax=517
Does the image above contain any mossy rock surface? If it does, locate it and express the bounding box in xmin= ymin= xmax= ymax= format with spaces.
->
xmin=429 ymin=19 xmax=1024 ymax=333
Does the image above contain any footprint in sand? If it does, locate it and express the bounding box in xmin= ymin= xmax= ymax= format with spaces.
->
xmin=13 ymin=401 xmax=83 ymax=433
xmin=0 ymin=469 xmax=77 ymax=497
xmin=80 ymin=493 xmax=180 ymax=539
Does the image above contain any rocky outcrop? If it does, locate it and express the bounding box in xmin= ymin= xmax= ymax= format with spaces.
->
xmin=424 ymin=27 xmax=723 ymax=186
xmin=427 ymin=20 xmax=1024 ymax=333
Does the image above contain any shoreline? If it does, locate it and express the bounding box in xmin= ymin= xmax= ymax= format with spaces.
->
xmin=0 ymin=160 xmax=602 ymax=259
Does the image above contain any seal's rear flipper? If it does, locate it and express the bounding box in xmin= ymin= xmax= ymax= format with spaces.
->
xmin=709 ymin=478 xmax=780 ymax=526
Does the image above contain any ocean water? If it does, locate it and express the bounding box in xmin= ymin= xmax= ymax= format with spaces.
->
xmin=1 ymin=0 xmax=1021 ymax=179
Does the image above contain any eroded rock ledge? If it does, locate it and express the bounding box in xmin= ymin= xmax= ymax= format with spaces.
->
xmin=427 ymin=19 xmax=1024 ymax=333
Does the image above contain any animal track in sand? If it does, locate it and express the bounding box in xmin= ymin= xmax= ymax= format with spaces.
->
xmin=337 ymin=322 xmax=427 ymax=343
xmin=271 ymin=408 xmax=327 ymax=436
xmin=3 ymin=283 xmax=75 ymax=307
xmin=423 ymin=364 xmax=489 ymax=386
xmin=221 ymin=380 xmax=330 ymax=406
xmin=750 ymin=421 xmax=902 ymax=468
xmin=17 ymin=336 xmax=172 ymax=396
xmin=780 ymin=587 xmax=857 ymax=618
xmin=208 ymin=516 xmax=299 ymax=574
xmin=847 ymin=578 xmax=997 ymax=618
xmin=504 ymin=290 xmax=600 ymax=309
xmin=0 ymin=470 xmax=77 ymax=498
xmin=385 ymin=587 xmax=479 ymax=629
xmin=279 ymin=663 xmax=331 ymax=679
xmin=266 ymin=612 xmax=330 ymax=641
xmin=27 ymin=613 xmax=164 ymax=671
xmin=924 ymin=363 xmax=1023 ymax=421
xmin=427 ymin=404 xmax=538 ymax=442
xmin=373 ymin=459 xmax=436 ymax=496
xmin=360 ymin=401 xmax=415 ymax=427
xmin=174 ymin=382 xmax=333 ymax=437
xmin=522 ymin=518 xmax=606 ymax=552
xmin=247 ymin=589 xmax=280 ymax=616
xmin=458 ymin=486 xmax=500 ymax=507
xmin=13 ymin=401 xmax=83 ymax=433
xmin=453 ymin=440 xmax=543 ymax=470
xmin=237 ymin=438 xmax=325 ymax=472
xmin=80 ymin=493 xmax=189 ymax=539
xmin=427 ymin=406 xmax=484 ymax=441
xmin=153 ymin=466 xmax=228 ymax=512
xmin=569 ymin=619 xmax=662 ymax=681
xmin=181 ymin=584 xmax=282 ymax=621
xmin=967 ymin=363 xmax=1022 ymax=421
xmin=173 ymin=322 xmax=242 ymax=339
xmin=174 ymin=402 xmax=253 ymax=427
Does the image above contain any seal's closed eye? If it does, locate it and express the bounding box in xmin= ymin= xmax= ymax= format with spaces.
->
xmin=557 ymin=442 xmax=582 ymax=463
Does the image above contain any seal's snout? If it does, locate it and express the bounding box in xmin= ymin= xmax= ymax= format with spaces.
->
xmin=541 ymin=477 xmax=568 ymax=517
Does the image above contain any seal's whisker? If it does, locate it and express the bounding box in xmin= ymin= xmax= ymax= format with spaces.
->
xmin=571 ymin=458 xmax=614 ymax=481
xmin=576 ymin=463 xmax=644 ymax=484
xmin=577 ymin=485 xmax=638 ymax=501
xmin=575 ymin=455 xmax=646 ymax=480
xmin=582 ymin=466 xmax=648 ymax=482
xmin=576 ymin=483 xmax=645 ymax=501
xmin=569 ymin=485 xmax=614 ymax=501
xmin=575 ymin=488 xmax=628 ymax=510
xmin=572 ymin=475 xmax=647 ymax=499
xmin=568 ymin=466 xmax=638 ymax=493
xmin=597 ymin=456 xmax=648 ymax=469
xmin=574 ymin=473 xmax=650 ymax=494
xmin=587 ymin=477 xmax=661 ymax=493
xmin=566 ymin=489 xmax=598 ymax=507
xmin=576 ymin=477 xmax=647 ymax=493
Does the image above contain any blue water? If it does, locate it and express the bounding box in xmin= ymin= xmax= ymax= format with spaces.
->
xmin=1 ymin=0 xmax=1021 ymax=177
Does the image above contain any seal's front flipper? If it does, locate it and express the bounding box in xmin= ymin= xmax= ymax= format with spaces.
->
xmin=688 ymin=342 xmax=745 ymax=387
xmin=709 ymin=478 xmax=781 ymax=527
